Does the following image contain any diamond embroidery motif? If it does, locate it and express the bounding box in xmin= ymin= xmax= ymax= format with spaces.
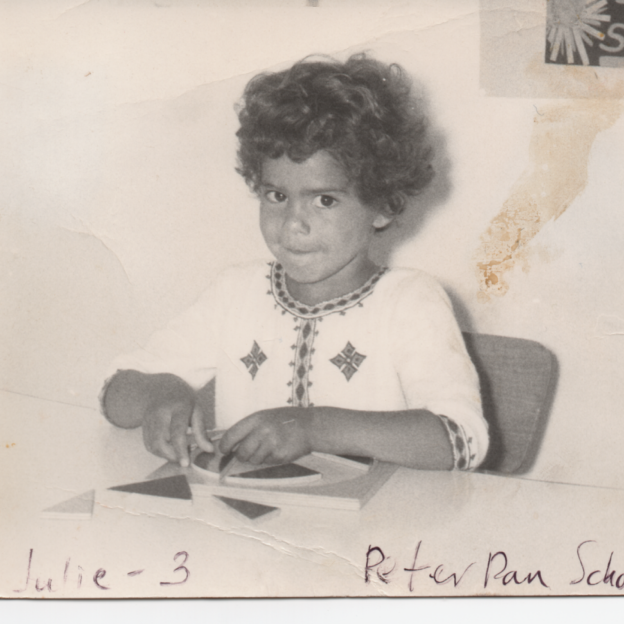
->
xmin=330 ymin=342 xmax=366 ymax=381
xmin=240 ymin=341 xmax=267 ymax=380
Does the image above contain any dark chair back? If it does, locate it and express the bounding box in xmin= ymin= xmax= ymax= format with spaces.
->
xmin=462 ymin=332 xmax=558 ymax=474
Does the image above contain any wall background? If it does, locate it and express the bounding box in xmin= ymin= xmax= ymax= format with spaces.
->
xmin=2 ymin=0 xmax=623 ymax=489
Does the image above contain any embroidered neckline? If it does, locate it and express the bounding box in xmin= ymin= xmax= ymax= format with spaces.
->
xmin=269 ymin=262 xmax=388 ymax=319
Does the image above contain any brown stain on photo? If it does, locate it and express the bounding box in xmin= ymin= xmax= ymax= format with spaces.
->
xmin=476 ymin=98 xmax=622 ymax=300
xmin=525 ymin=52 xmax=624 ymax=101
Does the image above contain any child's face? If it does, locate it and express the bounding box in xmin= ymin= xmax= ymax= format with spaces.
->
xmin=259 ymin=150 xmax=391 ymax=303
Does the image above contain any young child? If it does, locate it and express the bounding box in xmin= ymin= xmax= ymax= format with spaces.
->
xmin=101 ymin=53 xmax=489 ymax=472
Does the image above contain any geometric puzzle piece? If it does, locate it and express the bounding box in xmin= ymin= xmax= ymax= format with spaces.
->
xmin=191 ymin=450 xmax=251 ymax=477
xmin=213 ymin=496 xmax=279 ymax=520
xmin=109 ymin=475 xmax=192 ymax=500
xmin=141 ymin=459 xmax=280 ymax=519
xmin=41 ymin=490 xmax=95 ymax=520
xmin=338 ymin=455 xmax=374 ymax=467
xmin=193 ymin=450 xmax=322 ymax=486
xmin=234 ymin=463 xmax=320 ymax=482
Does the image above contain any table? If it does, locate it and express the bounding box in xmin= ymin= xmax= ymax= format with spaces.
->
xmin=2 ymin=390 xmax=624 ymax=598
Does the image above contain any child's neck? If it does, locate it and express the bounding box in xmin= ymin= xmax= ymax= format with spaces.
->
xmin=285 ymin=258 xmax=379 ymax=306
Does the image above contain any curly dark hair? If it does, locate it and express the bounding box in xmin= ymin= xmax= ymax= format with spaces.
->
xmin=235 ymin=53 xmax=434 ymax=217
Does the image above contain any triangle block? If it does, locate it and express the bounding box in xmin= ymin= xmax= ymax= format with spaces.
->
xmin=109 ymin=475 xmax=192 ymax=500
xmin=339 ymin=454 xmax=374 ymax=466
xmin=41 ymin=490 xmax=95 ymax=520
xmin=214 ymin=496 xmax=279 ymax=520
xmin=234 ymin=463 xmax=319 ymax=480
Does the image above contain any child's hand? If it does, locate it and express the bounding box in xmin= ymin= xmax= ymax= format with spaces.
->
xmin=143 ymin=402 xmax=214 ymax=467
xmin=219 ymin=407 xmax=312 ymax=465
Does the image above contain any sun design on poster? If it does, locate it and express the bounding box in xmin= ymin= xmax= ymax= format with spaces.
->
xmin=547 ymin=0 xmax=612 ymax=65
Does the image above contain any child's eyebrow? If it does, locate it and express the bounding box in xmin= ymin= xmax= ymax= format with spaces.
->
xmin=259 ymin=180 xmax=349 ymax=195
xmin=305 ymin=186 xmax=349 ymax=195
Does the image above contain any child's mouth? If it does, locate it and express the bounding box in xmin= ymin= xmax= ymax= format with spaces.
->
xmin=284 ymin=247 xmax=314 ymax=256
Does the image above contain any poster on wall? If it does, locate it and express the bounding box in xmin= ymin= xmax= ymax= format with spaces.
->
xmin=546 ymin=0 xmax=624 ymax=67
xmin=1 ymin=0 xmax=624 ymax=601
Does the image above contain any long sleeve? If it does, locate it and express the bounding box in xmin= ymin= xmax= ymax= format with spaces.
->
xmin=389 ymin=271 xmax=489 ymax=469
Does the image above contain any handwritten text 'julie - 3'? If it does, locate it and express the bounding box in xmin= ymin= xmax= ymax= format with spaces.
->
xmin=13 ymin=549 xmax=190 ymax=593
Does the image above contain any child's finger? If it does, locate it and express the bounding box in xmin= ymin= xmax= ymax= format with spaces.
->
xmin=245 ymin=439 xmax=273 ymax=465
xmin=233 ymin=432 xmax=263 ymax=463
xmin=219 ymin=415 xmax=260 ymax=454
xmin=142 ymin=415 xmax=178 ymax=463
xmin=150 ymin=434 xmax=179 ymax=464
xmin=191 ymin=405 xmax=215 ymax=453
xmin=170 ymin=408 xmax=192 ymax=467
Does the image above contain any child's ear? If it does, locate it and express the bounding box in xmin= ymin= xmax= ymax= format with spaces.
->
xmin=372 ymin=212 xmax=393 ymax=230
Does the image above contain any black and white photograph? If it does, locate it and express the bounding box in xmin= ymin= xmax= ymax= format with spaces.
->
xmin=2 ymin=0 xmax=624 ymax=600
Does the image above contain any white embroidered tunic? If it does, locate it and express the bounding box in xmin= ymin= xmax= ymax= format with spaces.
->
xmin=105 ymin=261 xmax=489 ymax=470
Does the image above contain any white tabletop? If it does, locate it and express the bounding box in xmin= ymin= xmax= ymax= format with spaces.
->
xmin=2 ymin=389 xmax=623 ymax=598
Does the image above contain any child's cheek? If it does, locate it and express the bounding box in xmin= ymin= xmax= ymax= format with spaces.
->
xmin=259 ymin=205 xmax=276 ymax=241
xmin=260 ymin=213 xmax=283 ymax=257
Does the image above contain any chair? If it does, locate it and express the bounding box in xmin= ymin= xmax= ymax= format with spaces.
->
xmin=462 ymin=332 xmax=558 ymax=474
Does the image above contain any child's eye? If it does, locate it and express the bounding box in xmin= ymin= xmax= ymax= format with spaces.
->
xmin=313 ymin=195 xmax=337 ymax=208
xmin=265 ymin=190 xmax=287 ymax=203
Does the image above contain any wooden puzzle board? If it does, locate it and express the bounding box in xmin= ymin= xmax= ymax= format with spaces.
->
xmin=187 ymin=452 xmax=397 ymax=511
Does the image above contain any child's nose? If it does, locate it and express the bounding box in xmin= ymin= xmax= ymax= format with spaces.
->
xmin=283 ymin=199 xmax=310 ymax=235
